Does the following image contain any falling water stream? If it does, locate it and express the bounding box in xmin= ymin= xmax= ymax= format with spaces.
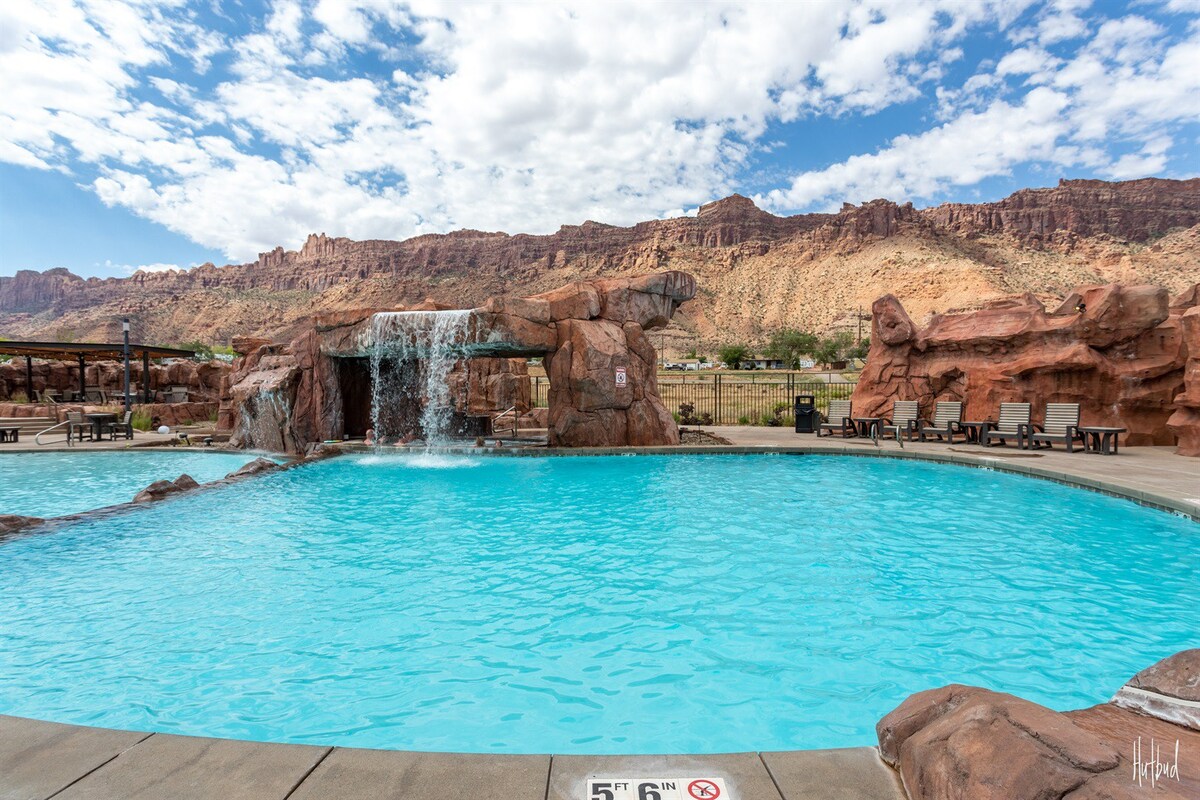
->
xmin=367 ymin=310 xmax=470 ymax=447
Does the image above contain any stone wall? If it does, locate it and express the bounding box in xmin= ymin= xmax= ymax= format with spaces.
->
xmin=852 ymin=282 xmax=1200 ymax=451
xmin=0 ymin=357 xmax=228 ymax=403
xmin=448 ymin=358 xmax=530 ymax=417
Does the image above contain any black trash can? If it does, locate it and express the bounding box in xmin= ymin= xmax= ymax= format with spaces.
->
xmin=794 ymin=394 xmax=819 ymax=433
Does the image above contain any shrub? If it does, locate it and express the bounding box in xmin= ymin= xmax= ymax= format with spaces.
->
xmin=677 ymin=402 xmax=713 ymax=426
xmin=131 ymin=410 xmax=154 ymax=431
xmin=737 ymin=415 xmax=750 ymax=425
xmin=10 ymin=391 xmax=29 ymax=404
xmin=760 ymin=402 xmax=793 ymax=427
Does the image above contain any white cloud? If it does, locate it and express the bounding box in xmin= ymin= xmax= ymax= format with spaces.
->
xmin=764 ymin=7 xmax=1200 ymax=212
xmin=762 ymin=87 xmax=1071 ymax=210
xmin=0 ymin=0 xmax=1197 ymax=268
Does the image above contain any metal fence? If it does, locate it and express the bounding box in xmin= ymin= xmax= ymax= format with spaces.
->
xmin=531 ymin=373 xmax=856 ymax=425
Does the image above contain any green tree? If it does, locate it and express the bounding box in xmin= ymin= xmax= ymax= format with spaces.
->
xmin=764 ymin=328 xmax=819 ymax=368
xmin=177 ymin=340 xmax=215 ymax=360
xmin=718 ymin=344 xmax=749 ymax=369
xmin=848 ymin=338 xmax=870 ymax=362
xmin=813 ymin=331 xmax=855 ymax=368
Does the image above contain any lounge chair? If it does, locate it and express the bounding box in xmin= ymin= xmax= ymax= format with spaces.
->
xmin=1027 ymin=403 xmax=1083 ymax=452
xmin=980 ymin=402 xmax=1031 ymax=447
xmin=105 ymin=411 xmax=134 ymax=441
xmin=84 ymin=386 xmax=107 ymax=404
xmin=66 ymin=411 xmax=94 ymax=443
xmin=36 ymin=389 xmax=60 ymax=404
xmin=879 ymin=400 xmax=920 ymax=441
xmin=817 ymin=400 xmax=855 ymax=437
xmin=917 ymin=401 xmax=963 ymax=442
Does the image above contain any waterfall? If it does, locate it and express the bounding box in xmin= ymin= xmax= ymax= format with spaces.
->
xmin=235 ymin=388 xmax=292 ymax=452
xmin=368 ymin=310 xmax=470 ymax=446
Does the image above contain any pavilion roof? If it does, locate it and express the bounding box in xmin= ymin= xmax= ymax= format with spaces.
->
xmin=0 ymin=340 xmax=195 ymax=363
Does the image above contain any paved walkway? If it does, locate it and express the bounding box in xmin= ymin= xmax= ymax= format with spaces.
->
xmin=0 ymin=430 xmax=219 ymax=452
xmin=0 ymin=715 xmax=904 ymax=800
xmin=0 ymin=432 xmax=156 ymax=451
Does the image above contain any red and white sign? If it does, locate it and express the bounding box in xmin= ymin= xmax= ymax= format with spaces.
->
xmin=615 ymin=367 xmax=627 ymax=386
xmin=586 ymin=777 xmax=727 ymax=800
xmin=687 ymin=780 xmax=721 ymax=799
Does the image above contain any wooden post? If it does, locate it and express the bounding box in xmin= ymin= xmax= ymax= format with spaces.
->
xmin=142 ymin=350 xmax=151 ymax=404
xmin=25 ymin=356 xmax=33 ymax=401
xmin=78 ymin=354 xmax=86 ymax=399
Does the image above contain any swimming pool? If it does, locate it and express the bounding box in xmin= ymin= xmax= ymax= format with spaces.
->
xmin=0 ymin=453 xmax=1195 ymax=754
xmin=0 ymin=450 xmax=270 ymax=518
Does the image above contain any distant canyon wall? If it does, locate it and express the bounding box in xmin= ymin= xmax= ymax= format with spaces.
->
xmin=2 ymin=178 xmax=1199 ymax=350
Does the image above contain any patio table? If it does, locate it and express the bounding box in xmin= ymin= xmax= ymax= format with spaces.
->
xmin=84 ymin=412 xmax=117 ymax=441
xmin=1080 ymin=426 xmax=1126 ymax=455
xmin=957 ymin=420 xmax=995 ymax=445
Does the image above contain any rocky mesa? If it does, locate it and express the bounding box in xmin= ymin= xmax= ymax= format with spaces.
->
xmin=2 ymin=178 xmax=1199 ymax=352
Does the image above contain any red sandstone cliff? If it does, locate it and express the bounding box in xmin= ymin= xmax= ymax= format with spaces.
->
xmin=3 ymin=178 xmax=1199 ymax=351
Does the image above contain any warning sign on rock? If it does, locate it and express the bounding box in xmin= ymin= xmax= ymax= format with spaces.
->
xmin=586 ymin=777 xmax=727 ymax=800
xmin=615 ymin=367 xmax=627 ymax=386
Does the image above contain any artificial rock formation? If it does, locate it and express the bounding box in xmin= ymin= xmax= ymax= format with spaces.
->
xmin=225 ymin=457 xmax=282 ymax=480
xmin=222 ymin=271 xmax=696 ymax=452
xmin=1167 ymin=304 xmax=1200 ymax=455
xmin=0 ymin=515 xmax=43 ymax=537
xmin=132 ymin=474 xmax=201 ymax=503
xmin=878 ymin=650 xmax=1200 ymax=800
xmin=852 ymin=282 xmax=1200 ymax=450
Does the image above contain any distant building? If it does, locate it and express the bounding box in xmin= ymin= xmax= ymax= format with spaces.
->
xmin=745 ymin=357 xmax=787 ymax=370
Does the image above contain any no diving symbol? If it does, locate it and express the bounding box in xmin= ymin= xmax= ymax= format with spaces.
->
xmin=687 ymin=780 xmax=720 ymax=799
xmin=615 ymin=367 xmax=627 ymax=386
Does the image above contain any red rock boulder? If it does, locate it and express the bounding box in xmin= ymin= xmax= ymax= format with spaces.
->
xmin=878 ymin=650 xmax=1200 ymax=799
xmin=1167 ymin=307 xmax=1200 ymax=456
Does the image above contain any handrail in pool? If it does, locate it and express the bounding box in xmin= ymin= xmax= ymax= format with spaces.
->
xmin=34 ymin=419 xmax=72 ymax=447
xmin=494 ymin=405 xmax=519 ymax=437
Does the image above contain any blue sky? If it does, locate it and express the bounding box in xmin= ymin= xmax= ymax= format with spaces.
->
xmin=2 ymin=0 xmax=1198 ymax=279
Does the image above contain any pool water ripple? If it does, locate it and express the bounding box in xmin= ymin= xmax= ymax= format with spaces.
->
xmin=0 ymin=453 xmax=1196 ymax=753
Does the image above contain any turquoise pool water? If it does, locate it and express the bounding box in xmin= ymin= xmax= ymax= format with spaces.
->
xmin=0 ymin=453 xmax=1196 ymax=754
xmin=0 ymin=451 xmax=268 ymax=517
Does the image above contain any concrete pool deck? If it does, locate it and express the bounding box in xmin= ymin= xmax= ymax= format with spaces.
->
xmin=0 ymin=715 xmax=905 ymax=800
